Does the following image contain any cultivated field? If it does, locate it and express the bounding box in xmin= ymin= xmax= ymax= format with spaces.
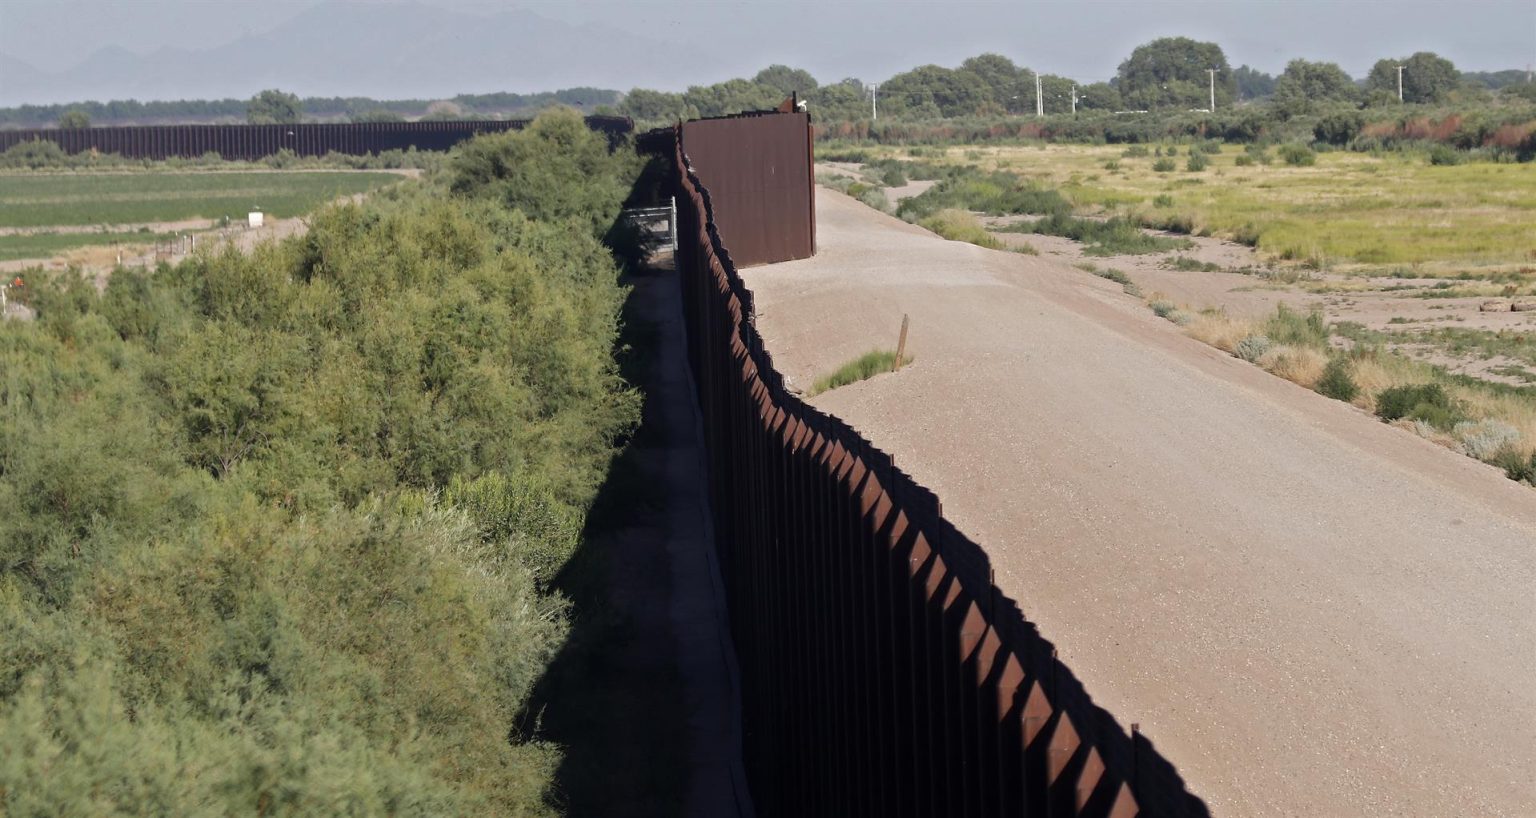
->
xmin=0 ymin=170 xmax=403 ymax=229
xmin=0 ymin=169 xmax=406 ymax=270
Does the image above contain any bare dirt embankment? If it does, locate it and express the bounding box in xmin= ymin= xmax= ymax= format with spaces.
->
xmin=739 ymin=186 xmax=1536 ymax=816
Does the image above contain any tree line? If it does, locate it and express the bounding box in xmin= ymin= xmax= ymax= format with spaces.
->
xmin=618 ymin=38 xmax=1535 ymax=123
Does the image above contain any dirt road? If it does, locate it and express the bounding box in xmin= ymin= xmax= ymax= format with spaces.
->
xmin=740 ymin=188 xmax=1536 ymax=815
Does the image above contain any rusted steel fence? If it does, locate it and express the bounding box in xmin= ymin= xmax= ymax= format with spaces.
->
xmin=0 ymin=116 xmax=633 ymax=160
xmin=670 ymin=118 xmax=1203 ymax=817
xmin=680 ymin=112 xmax=815 ymax=266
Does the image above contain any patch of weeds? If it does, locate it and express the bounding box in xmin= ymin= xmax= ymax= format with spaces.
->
xmin=1122 ymin=145 xmax=1149 ymax=158
xmin=1152 ymin=194 xmax=1175 ymax=208
xmin=1186 ymin=152 xmax=1209 ymax=172
xmin=1263 ymin=304 xmax=1330 ymax=348
xmin=918 ymin=209 xmax=1002 ymax=249
xmin=1489 ymin=448 xmax=1536 ymax=483
xmin=810 ymin=349 xmax=912 ymax=395
xmin=1166 ymin=256 xmax=1223 ymax=273
xmin=1003 ymin=213 xmax=1193 ymax=256
xmin=1152 ymin=158 xmax=1176 ymax=173
xmin=1149 ymin=299 xmax=1178 ymax=318
xmin=1453 ymin=419 xmax=1521 ymax=461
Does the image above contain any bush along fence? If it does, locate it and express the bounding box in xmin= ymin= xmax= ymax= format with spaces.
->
xmin=0 ymin=116 xmax=633 ymax=160
xmin=669 ymin=119 xmax=1207 ymax=818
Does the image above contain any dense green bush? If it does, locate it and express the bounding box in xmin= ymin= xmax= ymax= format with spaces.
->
xmin=1277 ymin=143 xmax=1316 ymax=166
xmin=1374 ymin=383 xmax=1462 ymax=429
xmin=0 ymin=112 xmax=640 ymax=814
xmin=1186 ymin=151 xmax=1209 ymax=172
xmin=1151 ymin=158 xmax=1176 ymax=172
xmin=1316 ymin=356 xmax=1359 ymax=401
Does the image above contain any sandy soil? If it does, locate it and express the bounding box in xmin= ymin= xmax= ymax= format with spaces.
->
xmin=739 ymin=186 xmax=1536 ymax=816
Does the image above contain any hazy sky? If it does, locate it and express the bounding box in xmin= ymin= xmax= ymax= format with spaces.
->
xmin=4 ymin=0 xmax=1534 ymax=90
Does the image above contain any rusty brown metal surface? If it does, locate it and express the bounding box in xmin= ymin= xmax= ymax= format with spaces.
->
xmin=680 ymin=112 xmax=814 ymax=267
xmin=0 ymin=116 xmax=633 ymax=160
xmin=668 ymin=120 xmax=1207 ymax=817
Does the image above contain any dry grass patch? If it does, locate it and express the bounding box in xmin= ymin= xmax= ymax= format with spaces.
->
xmin=1184 ymin=311 xmax=1253 ymax=354
xmin=1258 ymin=344 xmax=1330 ymax=388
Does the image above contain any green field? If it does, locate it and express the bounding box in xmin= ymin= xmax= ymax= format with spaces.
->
xmin=0 ymin=171 xmax=402 ymax=228
xmin=885 ymin=144 xmax=1536 ymax=274
xmin=0 ymin=230 xmax=175 ymax=262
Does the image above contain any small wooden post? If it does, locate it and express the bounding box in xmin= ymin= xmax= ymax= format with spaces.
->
xmin=893 ymin=313 xmax=909 ymax=372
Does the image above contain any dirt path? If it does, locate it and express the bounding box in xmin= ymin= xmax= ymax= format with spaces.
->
xmin=739 ymin=187 xmax=1536 ymax=816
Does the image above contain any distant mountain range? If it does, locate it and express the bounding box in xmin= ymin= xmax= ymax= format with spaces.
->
xmin=0 ymin=2 xmax=718 ymax=107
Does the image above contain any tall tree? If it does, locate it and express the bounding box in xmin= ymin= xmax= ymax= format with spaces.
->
xmin=1365 ymin=52 xmax=1460 ymax=103
xmin=879 ymin=65 xmax=991 ymax=118
xmin=1233 ymin=65 xmax=1276 ymax=100
xmin=619 ymin=88 xmax=697 ymax=122
xmin=753 ymin=65 xmax=819 ymax=96
xmin=1272 ymin=59 xmax=1359 ymax=116
xmin=1077 ymin=82 xmax=1123 ymax=111
xmin=246 ymin=89 xmax=303 ymax=124
xmin=1115 ymin=37 xmax=1236 ymax=111
xmin=57 ymin=109 xmax=91 ymax=129
xmin=959 ymin=53 xmax=1024 ymax=110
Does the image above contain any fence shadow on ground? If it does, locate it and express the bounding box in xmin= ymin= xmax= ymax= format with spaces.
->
xmin=668 ymin=115 xmax=1211 ymax=818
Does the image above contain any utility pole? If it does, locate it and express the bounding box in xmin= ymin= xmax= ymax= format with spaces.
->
xmin=1035 ymin=71 xmax=1044 ymax=117
xmin=1071 ymin=83 xmax=1078 ymax=115
xmin=1397 ymin=65 xmax=1405 ymax=102
xmin=870 ymin=83 xmax=878 ymax=120
xmin=1208 ymin=68 xmax=1216 ymax=112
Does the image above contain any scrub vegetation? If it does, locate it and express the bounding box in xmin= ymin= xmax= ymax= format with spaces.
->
xmin=0 ymin=109 xmax=645 ymax=814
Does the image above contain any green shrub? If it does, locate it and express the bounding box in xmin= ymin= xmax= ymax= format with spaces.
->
xmin=1490 ymin=448 xmax=1536 ymax=483
xmin=1316 ymin=356 xmax=1359 ymax=402
xmin=1001 ymin=213 xmax=1193 ymax=256
xmin=1186 ymin=152 xmax=1209 ymax=172
xmin=1149 ymin=299 xmax=1178 ymax=318
xmin=1234 ymin=154 xmax=1254 ymax=167
xmin=1152 ymin=158 xmax=1177 ymax=172
xmin=1152 ymin=194 xmax=1175 ymax=207
xmin=1374 ymin=383 xmax=1460 ymax=428
xmin=1277 ymin=143 xmax=1316 ymax=166
xmin=1122 ymin=145 xmax=1149 ymax=157
xmin=881 ymin=165 xmax=909 ymax=186
xmin=1428 ymin=144 xmax=1464 ymax=166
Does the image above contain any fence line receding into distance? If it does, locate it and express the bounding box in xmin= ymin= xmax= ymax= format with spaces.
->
xmin=0 ymin=116 xmax=633 ymax=161
xmin=668 ymin=113 xmax=1205 ymax=817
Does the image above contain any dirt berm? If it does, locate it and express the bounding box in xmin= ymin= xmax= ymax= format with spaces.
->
xmin=739 ymin=188 xmax=1536 ymax=816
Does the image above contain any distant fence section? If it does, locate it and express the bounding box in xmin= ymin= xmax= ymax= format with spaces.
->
xmin=667 ymin=111 xmax=1204 ymax=817
xmin=680 ymin=112 xmax=814 ymax=266
xmin=0 ymin=116 xmax=633 ymax=160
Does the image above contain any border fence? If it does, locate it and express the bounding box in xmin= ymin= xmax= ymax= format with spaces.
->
xmin=0 ymin=116 xmax=633 ymax=160
xmin=668 ymin=114 xmax=1205 ymax=817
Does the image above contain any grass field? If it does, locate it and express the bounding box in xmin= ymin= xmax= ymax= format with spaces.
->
xmin=0 ymin=170 xmax=403 ymax=228
xmin=0 ymin=230 xmax=174 ymax=262
xmin=880 ymin=143 xmax=1536 ymax=275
